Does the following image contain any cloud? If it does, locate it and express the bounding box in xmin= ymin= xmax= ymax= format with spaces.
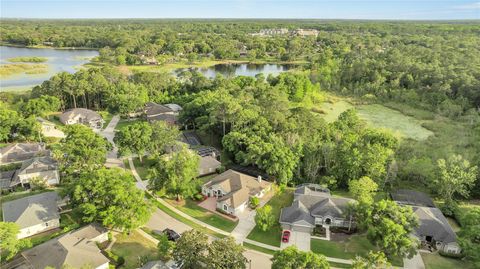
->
xmin=453 ymin=1 xmax=480 ymax=10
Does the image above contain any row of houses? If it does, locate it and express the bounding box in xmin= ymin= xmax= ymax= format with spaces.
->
xmin=278 ymin=184 xmax=462 ymax=254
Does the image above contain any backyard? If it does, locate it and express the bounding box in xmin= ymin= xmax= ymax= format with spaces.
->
xmin=166 ymin=198 xmax=238 ymax=232
xmin=111 ymin=230 xmax=160 ymax=269
xmin=246 ymin=188 xmax=294 ymax=247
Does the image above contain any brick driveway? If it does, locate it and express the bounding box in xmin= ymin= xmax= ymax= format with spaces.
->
xmin=198 ymin=197 xmax=217 ymax=211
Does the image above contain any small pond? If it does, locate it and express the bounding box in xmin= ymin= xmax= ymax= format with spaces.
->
xmin=174 ymin=63 xmax=297 ymax=78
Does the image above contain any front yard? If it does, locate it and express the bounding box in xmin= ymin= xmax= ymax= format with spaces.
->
xmin=310 ymin=236 xmax=403 ymax=266
xmin=246 ymin=188 xmax=294 ymax=247
xmin=421 ymin=253 xmax=474 ymax=269
xmin=132 ymin=157 xmax=156 ymax=180
xmin=111 ymin=230 xmax=160 ymax=269
xmin=166 ymin=198 xmax=238 ymax=232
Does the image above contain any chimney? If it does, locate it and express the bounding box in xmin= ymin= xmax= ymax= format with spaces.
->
xmin=257 ymin=175 xmax=262 ymax=183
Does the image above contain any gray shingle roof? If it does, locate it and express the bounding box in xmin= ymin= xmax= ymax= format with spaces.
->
xmin=279 ymin=200 xmax=315 ymax=227
xmin=391 ymin=189 xmax=435 ymax=207
xmin=145 ymin=102 xmax=174 ymax=116
xmin=59 ymin=108 xmax=102 ymax=124
xmin=0 ymin=143 xmax=48 ymax=164
xmin=2 ymin=192 xmax=60 ymax=229
xmin=413 ymin=206 xmax=457 ymax=243
xmin=21 ymin=224 xmax=109 ymax=269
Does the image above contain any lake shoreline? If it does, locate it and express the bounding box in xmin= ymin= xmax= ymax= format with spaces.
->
xmin=0 ymin=42 xmax=99 ymax=51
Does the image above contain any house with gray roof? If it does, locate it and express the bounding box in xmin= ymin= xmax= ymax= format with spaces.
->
xmin=0 ymin=143 xmax=50 ymax=164
xmin=59 ymin=108 xmax=104 ymax=129
xmin=198 ymin=156 xmax=221 ymax=177
xmin=391 ymin=189 xmax=461 ymax=254
xmin=0 ymin=156 xmax=60 ymax=190
xmin=16 ymin=224 xmax=109 ymax=269
xmin=2 ymin=192 xmax=60 ymax=239
xmin=145 ymin=102 xmax=180 ymax=125
xmin=280 ymin=184 xmax=355 ymax=233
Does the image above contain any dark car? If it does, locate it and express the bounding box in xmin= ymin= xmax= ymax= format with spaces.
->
xmin=163 ymin=228 xmax=181 ymax=241
xmin=282 ymin=230 xmax=291 ymax=243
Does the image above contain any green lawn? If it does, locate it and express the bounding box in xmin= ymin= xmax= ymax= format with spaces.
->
xmin=146 ymin=193 xmax=226 ymax=238
xmin=167 ymin=199 xmax=238 ymax=232
xmin=115 ymin=118 xmax=144 ymax=131
xmin=421 ymin=253 xmax=474 ymax=269
xmin=111 ymin=230 xmax=160 ymax=269
xmin=101 ymin=112 xmax=114 ymax=129
xmin=311 ymin=236 xmax=403 ymax=266
xmin=132 ymin=157 xmax=156 ymax=180
xmin=246 ymin=189 xmax=294 ymax=247
xmin=242 ymin=242 xmax=276 ymax=255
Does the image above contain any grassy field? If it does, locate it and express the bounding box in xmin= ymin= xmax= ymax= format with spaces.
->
xmin=167 ymin=199 xmax=238 ymax=232
xmin=421 ymin=253 xmax=474 ymax=269
xmin=115 ymin=118 xmax=143 ymax=131
xmin=8 ymin=56 xmax=48 ymax=63
xmin=246 ymin=189 xmax=294 ymax=247
xmin=111 ymin=230 xmax=160 ymax=269
xmin=0 ymin=63 xmax=49 ymax=77
xmin=310 ymin=236 xmax=403 ymax=266
xmin=316 ymin=99 xmax=433 ymax=141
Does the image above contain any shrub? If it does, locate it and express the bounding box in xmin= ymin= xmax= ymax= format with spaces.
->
xmin=193 ymin=193 xmax=205 ymax=201
xmin=250 ymin=196 xmax=260 ymax=209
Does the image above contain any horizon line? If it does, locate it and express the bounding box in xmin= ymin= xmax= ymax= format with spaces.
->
xmin=1 ymin=17 xmax=480 ymax=21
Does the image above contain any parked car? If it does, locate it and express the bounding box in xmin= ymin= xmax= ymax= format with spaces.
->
xmin=282 ymin=230 xmax=291 ymax=243
xmin=163 ymin=228 xmax=181 ymax=241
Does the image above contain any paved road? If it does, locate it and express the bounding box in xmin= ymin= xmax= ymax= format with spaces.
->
xmin=98 ymin=115 xmax=124 ymax=168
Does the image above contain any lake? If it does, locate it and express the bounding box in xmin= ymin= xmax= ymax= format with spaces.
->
xmin=174 ymin=63 xmax=297 ymax=78
xmin=0 ymin=46 xmax=98 ymax=91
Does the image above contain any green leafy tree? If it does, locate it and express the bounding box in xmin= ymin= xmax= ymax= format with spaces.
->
xmin=351 ymin=251 xmax=390 ymax=269
xmin=458 ymin=208 xmax=480 ymax=267
xmin=149 ymin=146 xmax=200 ymax=200
xmin=114 ymin=121 xmax=152 ymax=162
xmin=271 ymin=246 xmax=330 ymax=269
xmin=54 ymin=124 xmax=110 ymax=177
xmin=359 ymin=200 xmax=419 ymax=259
xmin=250 ymin=196 xmax=260 ymax=208
xmin=0 ymin=222 xmax=32 ymax=260
xmin=22 ymin=96 xmax=61 ymax=117
xmin=207 ymin=237 xmax=246 ymax=269
xmin=68 ymin=168 xmax=151 ymax=232
xmin=349 ymin=176 xmax=378 ymax=204
xmin=435 ymin=155 xmax=478 ymax=211
xmin=254 ymin=205 xmax=275 ymax=232
xmin=173 ymin=229 xmax=209 ymax=269
xmin=157 ymin=234 xmax=175 ymax=262
xmin=150 ymin=121 xmax=181 ymax=155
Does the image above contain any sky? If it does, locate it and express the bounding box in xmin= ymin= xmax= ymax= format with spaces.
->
xmin=0 ymin=0 xmax=479 ymax=20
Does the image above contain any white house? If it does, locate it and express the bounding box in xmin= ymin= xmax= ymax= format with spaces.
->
xmin=37 ymin=117 xmax=65 ymax=138
xmin=11 ymin=156 xmax=60 ymax=188
xmin=2 ymin=192 xmax=60 ymax=239
xmin=201 ymin=169 xmax=271 ymax=216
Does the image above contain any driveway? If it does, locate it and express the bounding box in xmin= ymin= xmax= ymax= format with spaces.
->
xmin=231 ymin=208 xmax=256 ymax=243
xmin=198 ymin=197 xmax=217 ymax=212
xmin=98 ymin=115 xmax=124 ymax=168
xmin=280 ymin=230 xmax=311 ymax=251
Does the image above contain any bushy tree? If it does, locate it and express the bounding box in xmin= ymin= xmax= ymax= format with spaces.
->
xmin=254 ymin=205 xmax=275 ymax=232
xmin=157 ymin=234 xmax=175 ymax=261
xmin=0 ymin=222 xmax=32 ymax=260
xmin=271 ymin=246 xmax=330 ymax=269
xmin=114 ymin=121 xmax=152 ymax=162
xmin=435 ymin=155 xmax=478 ymax=211
xmin=67 ymin=168 xmax=151 ymax=232
xmin=149 ymin=146 xmax=200 ymax=200
xmin=349 ymin=176 xmax=378 ymax=204
xmin=149 ymin=121 xmax=181 ymax=155
xmin=351 ymin=251 xmax=390 ymax=269
xmin=22 ymin=96 xmax=61 ymax=117
xmin=173 ymin=229 xmax=209 ymax=269
xmin=458 ymin=208 xmax=480 ymax=267
xmin=207 ymin=237 xmax=246 ymax=269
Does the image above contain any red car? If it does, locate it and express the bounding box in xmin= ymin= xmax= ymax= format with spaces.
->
xmin=282 ymin=230 xmax=291 ymax=243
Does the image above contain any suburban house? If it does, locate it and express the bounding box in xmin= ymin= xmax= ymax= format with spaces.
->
xmin=15 ymin=224 xmax=109 ymax=269
xmin=37 ymin=117 xmax=65 ymax=138
xmin=2 ymin=192 xmax=61 ymax=239
xmin=279 ymin=184 xmax=355 ymax=233
xmin=391 ymin=189 xmax=461 ymax=254
xmin=198 ymin=156 xmax=221 ymax=177
xmin=0 ymin=156 xmax=60 ymax=190
xmin=201 ymin=169 xmax=271 ymax=216
xmin=145 ymin=102 xmax=182 ymax=125
xmin=59 ymin=108 xmax=104 ymax=129
xmin=0 ymin=143 xmax=50 ymax=164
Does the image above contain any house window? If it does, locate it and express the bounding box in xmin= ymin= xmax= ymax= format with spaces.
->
xmin=45 ymin=222 xmax=49 ymax=227
xmin=223 ymin=204 xmax=228 ymax=211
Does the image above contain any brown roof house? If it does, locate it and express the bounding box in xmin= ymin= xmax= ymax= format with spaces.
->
xmin=198 ymin=156 xmax=221 ymax=177
xmin=0 ymin=143 xmax=50 ymax=164
xmin=17 ymin=224 xmax=109 ymax=269
xmin=59 ymin=108 xmax=104 ymax=130
xmin=201 ymin=169 xmax=271 ymax=216
xmin=145 ymin=102 xmax=182 ymax=125
xmin=2 ymin=192 xmax=60 ymax=239
xmin=280 ymin=184 xmax=355 ymax=234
